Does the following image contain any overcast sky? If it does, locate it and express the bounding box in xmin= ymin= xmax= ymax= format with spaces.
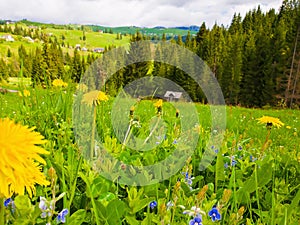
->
xmin=0 ymin=0 xmax=283 ymax=28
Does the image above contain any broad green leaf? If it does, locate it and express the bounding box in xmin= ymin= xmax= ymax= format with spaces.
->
xmin=131 ymin=197 xmax=155 ymax=214
xmin=125 ymin=215 xmax=140 ymax=225
xmin=14 ymin=195 xmax=33 ymax=215
xmin=107 ymin=199 xmax=128 ymax=224
xmin=243 ymin=162 xmax=272 ymax=193
xmin=68 ymin=209 xmax=86 ymax=225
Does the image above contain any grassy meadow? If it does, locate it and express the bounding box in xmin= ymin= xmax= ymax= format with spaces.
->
xmin=0 ymin=79 xmax=299 ymax=225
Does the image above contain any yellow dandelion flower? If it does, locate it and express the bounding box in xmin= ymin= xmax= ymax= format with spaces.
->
xmin=82 ymin=90 xmax=109 ymax=106
xmin=0 ymin=118 xmax=49 ymax=198
xmin=52 ymin=79 xmax=68 ymax=87
xmin=286 ymin=126 xmax=291 ymax=129
xmin=154 ymin=99 xmax=163 ymax=108
xmin=257 ymin=116 xmax=284 ymax=128
xmin=18 ymin=89 xmax=30 ymax=97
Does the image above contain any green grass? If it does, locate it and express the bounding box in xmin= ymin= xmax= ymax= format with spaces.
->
xmin=0 ymin=32 xmax=40 ymax=57
xmin=0 ymin=84 xmax=299 ymax=224
xmin=45 ymin=27 xmax=130 ymax=49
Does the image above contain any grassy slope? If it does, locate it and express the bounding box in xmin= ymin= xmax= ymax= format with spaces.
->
xmin=45 ymin=27 xmax=130 ymax=49
xmin=0 ymin=20 xmax=197 ymax=60
xmin=0 ymin=32 xmax=41 ymax=58
xmin=0 ymin=24 xmax=130 ymax=59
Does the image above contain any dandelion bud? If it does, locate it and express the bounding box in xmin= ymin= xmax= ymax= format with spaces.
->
xmin=221 ymin=189 xmax=232 ymax=204
xmin=159 ymin=202 xmax=167 ymax=215
xmin=197 ymin=185 xmax=208 ymax=201
xmin=237 ymin=206 xmax=245 ymax=217
xmin=164 ymin=189 xmax=169 ymax=196
xmin=176 ymin=109 xmax=179 ymax=118
xmin=48 ymin=167 xmax=57 ymax=180
xmin=129 ymin=106 xmax=135 ymax=117
xmin=174 ymin=181 xmax=181 ymax=193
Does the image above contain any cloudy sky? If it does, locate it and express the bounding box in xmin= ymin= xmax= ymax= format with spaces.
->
xmin=0 ymin=0 xmax=283 ymax=28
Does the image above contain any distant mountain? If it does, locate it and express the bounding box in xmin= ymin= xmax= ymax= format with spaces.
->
xmin=173 ymin=25 xmax=200 ymax=31
xmin=153 ymin=26 xmax=166 ymax=29
xmin=152 ymin=25 xmax=199 ymax=32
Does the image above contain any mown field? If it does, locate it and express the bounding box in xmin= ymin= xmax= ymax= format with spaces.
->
xmin=0 ymin=79 xmax=299 ymax=225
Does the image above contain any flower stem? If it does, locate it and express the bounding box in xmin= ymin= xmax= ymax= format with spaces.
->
xmin=122 ymin=119 xmax=133 ymax=150
xmin=90 ymin=107 xmax=97 ymax=159
xmin=261 ymin=128 xmax=271 ymax=154
xmin=255 ymin=163 xmax=261 ymax=214
xmin=0 ymin=198 xmax=4 ymax=225
xmin=143 ymin=116 xmax=161 ymax=145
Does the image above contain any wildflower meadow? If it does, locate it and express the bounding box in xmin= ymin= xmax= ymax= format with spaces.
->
xmin=0 ymin=76 xmax=299 ymax=225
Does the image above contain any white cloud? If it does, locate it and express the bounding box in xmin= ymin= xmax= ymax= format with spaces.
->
xmin=0 ymin=0 xmax=282 ymax=27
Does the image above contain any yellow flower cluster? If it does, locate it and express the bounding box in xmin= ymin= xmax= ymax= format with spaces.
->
xmin=52 ymin=79 xmax=68 ymax=87
xmin=257 ymin=116 xmax=284 ymax=128
xmin=154 ymin=99 xmax=163 ymax=108
xmin=18 ymin=89 xmax=30 ymax=97
xmin=0 ymin=118 xmax=49 ymax=198
xmin=82 ymin=90 xmax=109 ymax=106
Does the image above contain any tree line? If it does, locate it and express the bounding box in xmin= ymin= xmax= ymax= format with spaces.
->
xmin=104 ymin=0 xmax=300 ymax=107
xmin=0 ymin=0 xmax=299 ymax=107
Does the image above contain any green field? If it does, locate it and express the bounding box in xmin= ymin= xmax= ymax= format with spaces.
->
xmin=0 ymin=81 xmax=299 ymax=224
xmin=0 ymin=24 xmax=131 ymax=60
xmin=0 ymin=20 xmax=194 ymax=60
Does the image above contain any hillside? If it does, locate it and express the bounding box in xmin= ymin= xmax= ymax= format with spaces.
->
xmin=0 ymin=20 xmax=198 ymax=59
xmin=0 ymin=21 xmax=131 ymax=59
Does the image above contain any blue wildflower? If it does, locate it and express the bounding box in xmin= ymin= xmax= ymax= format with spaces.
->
xmin=238 ymin=145 xmax=242 ymax=150
xmin=250 ymin=155 xmax=257 ymax=162
xmin=211 ymin=145 xmax=219 ymax=153
xmin=183 ymin=206 xmax=205 ymax=217
xmin=173 ymin=140 xmax=178 ymax=144
xmin=189 ymin=215 xmax=203 ymax=225
xmin=231 ymin=159 xmax=237 ymax=166
xmin=231 ymin=156 xmax=237 ymax=166
xmin=149 ymin=201 xmax=157 ymax=209
xmin=183 ymin=172 xmax=194 ymax=188
xmin=57 ymin=208 xmax=69 ymax=223
xmin=4 ymin=198 xmax=12 ymax=207
xmin=39 ymin=197 xmax=47 ymax=211
xmin=4 ymin=198 xmax=15 ymax=213
xmin=39 ymin=197 xmax=53 ymax=219
xmin=166 ymin=201 xmax=174 ymax=210
xmin=208 ymin=207 xmax=221 ymax=222
xmin=224 ymin=162 xmax=229 ymax=169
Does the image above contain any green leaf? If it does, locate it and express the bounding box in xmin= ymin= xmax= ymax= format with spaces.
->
xmin=236 ymin=160 xmax=273 ymax=203
xmin=279 ymin=188 xmax=300 ymax=225
xmin=14 ymin=195 xmax=33 ymax=216
xmin=93 ymin=200 xmax=107 ymax=221
xmin=243 ymin=162 xmax=272 ymax=193
xmin=216 ymin=151 xmax=225 ymax=181
xmin=131 ymin=197 xmax=155 ymax=214
xmin=90 ymin=177 xmax=109 ymax=198
xmin=107 ymin=199 xmax=128 ymax=224
xmin=68 ymin=209 xmax=86 ymax=225
xmin=125 ymin=215 xmax=140 ymax=225
xmin=98 ymin=192 xmax=115 ymax=201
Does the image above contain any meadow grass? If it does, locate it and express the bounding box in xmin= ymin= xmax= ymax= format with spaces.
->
xmin=0 ymin=83 xmax=299 ymax=224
